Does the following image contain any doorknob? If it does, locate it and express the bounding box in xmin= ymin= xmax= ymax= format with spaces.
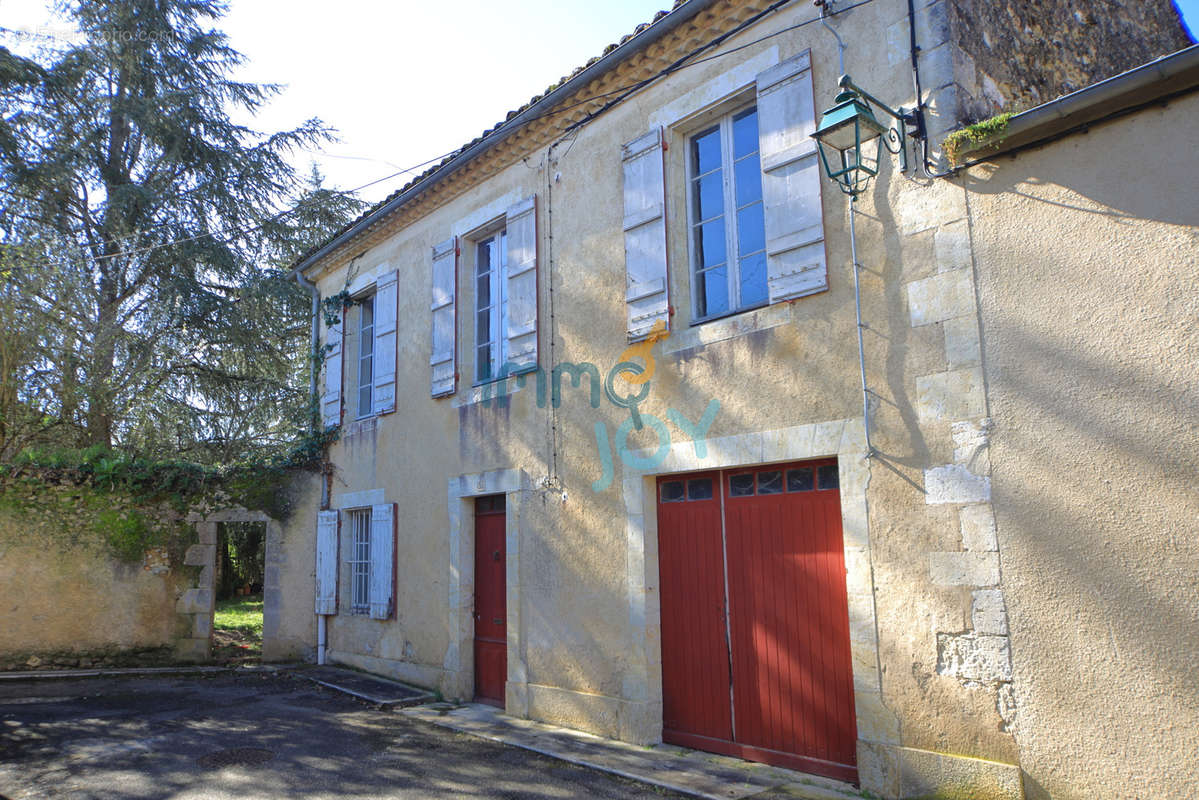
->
xmin=493 ymin=549 xmax=501 ymax=561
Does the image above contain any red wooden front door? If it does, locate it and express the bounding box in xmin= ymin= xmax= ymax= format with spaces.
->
xmin=657 ymin=471 xmax=732 ymax=742
xmin=474 ymin=495 xmax=507 ymax=707
xmin=657 ymin=460 xmax=858 ymax=784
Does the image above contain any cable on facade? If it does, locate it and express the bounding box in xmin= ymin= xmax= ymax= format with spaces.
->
xmin=4 ymin=0 xmax=883 ymax=273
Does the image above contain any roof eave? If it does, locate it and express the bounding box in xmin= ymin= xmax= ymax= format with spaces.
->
xmin=959 ymin=43 xmax=1199 ymax=163
xmin=294 ymin=0 xmax=722 ymax=279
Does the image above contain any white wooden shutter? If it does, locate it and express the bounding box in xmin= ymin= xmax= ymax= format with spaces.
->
xmin=756 ymin=52 xmax=828 ymax=303
xmin=372 ymin=269 xmax=398 ymax=415
xmin=321 ymin=314 xmax=343 ymax=429
xmin=430 ymin=237 xmax=458 ymax=397
xmin=368 ymin=503 xmax=395 ymax=620
xmin=315 ymin=510 xmax=339 ymax=615
xmin=622 ymin=128 xmax=670 ymax=340
xmin=505 ymin=196 xmax=538 ymax=374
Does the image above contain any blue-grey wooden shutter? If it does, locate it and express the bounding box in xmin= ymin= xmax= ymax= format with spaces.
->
xmin=756 ymin=52 xmax=828 ymax=303
xmin=622 ymin=128 xmax=670 ymax=339
xmin=372 ymin=269 xmax=398 ymax=415
xmin=504 ymin=196 xmax=538 ymax=374
xmin=321 ymin=314 xmax=343 ymax=429
xmin=315 ymin=510 xmax=339 ymax=615
xmin=368 ymin=503 xmax=395 ymax=619
xmin=430 ymin=238 xmax=458 ymax=397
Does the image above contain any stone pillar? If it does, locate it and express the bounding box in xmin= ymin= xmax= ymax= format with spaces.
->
xmin=174 ymin=521 xmax=217 ymax=662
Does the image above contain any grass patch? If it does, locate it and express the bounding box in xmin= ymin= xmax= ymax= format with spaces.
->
xmin=213 ymin=594 xmax=263 ymax=663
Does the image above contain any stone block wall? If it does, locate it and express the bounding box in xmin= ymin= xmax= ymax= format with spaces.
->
xmin=0 ymin=496 xmax=274 ymax=667
xmin=889 ymin=0 xmax=1190 ymax=165
xmin=947 ymin=0 xmax=1192 ymax=122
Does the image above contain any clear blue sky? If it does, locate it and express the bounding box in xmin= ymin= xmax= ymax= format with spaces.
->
xmin=4 ymin=1 xmax=1197 ymax=203
xmin=1176 ymin=0 xmax=1199 ymax=38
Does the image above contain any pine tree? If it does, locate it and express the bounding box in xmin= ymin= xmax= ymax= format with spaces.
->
xmin=0 ymin=1 xmax=364 ymax=459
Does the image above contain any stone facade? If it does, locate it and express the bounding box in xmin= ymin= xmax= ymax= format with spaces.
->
xmin=948 ymin=0 xmax=1192 ymax=121
xmin=270 ymin=2 xmax=1195 ymax=798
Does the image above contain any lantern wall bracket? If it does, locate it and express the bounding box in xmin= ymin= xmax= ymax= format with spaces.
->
xmin=836 ymin=74 xmax=919 ymax=174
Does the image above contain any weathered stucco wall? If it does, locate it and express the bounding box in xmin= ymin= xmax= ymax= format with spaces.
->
xmin=276 ymin=1 xmax=1192 ymax=797
xmin=966 ymin=94 xmax=1199 ymax=800
xmin=0 ymin=504 xmax=187 ymax=658
xmin=263 ymin=473 xmax=319 ymax=662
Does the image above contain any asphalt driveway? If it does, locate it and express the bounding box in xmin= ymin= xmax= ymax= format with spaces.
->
xmin=0 ymin=672 xmax=683 ymax=799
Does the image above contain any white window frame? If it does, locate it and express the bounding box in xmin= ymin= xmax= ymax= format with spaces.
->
xmin=355 ymin=294 xmax=375 ymax=419
xmin=347 ymin=508 xmax=371 ymax=615
xmin=685 ymin=102 xmax=768 ymax=324
xmin=473 ymin=229 xmax=509 ymax=384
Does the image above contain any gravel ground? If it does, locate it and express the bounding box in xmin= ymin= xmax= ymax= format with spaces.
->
xmin=0 ymin=672 xmax=683 ymax=799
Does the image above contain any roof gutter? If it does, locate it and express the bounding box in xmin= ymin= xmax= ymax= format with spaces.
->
xmin=957 ymin=43 xmax=1199 ymax=163
xmin=294 ymin=0 xmax=722 ymax=277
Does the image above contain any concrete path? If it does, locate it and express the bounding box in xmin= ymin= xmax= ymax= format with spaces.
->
xmin=0 ymin=672 xmax=688 ymax=799
xmin=286 ymin=665 xmax=434 ymax=709
xmin=402 ymin=703 xmax=866 ymax=800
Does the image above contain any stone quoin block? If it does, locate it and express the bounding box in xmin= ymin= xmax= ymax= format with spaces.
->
xmin=934 ymin=219 xmax=972 ymax=273
xmin=929 ymin=551 xmax=1000 ymax=587
xmin=183 ymin=544 xmax=214 ymax=567
xmin=951 ymin=418 xmax=992 ymax=471
xmin=972 ymin=589 xmax=1009 ymax=635
xmin=944 ymin=315 xmax=983 ymax=369
xmin=855 ymin=690 xmax=901 ymax=744
xmin=959 ymin=504 xmax=998 ymax=551
xmin=925 ymin=464 xmax=992 ymax=504
xmin=174 ymin=638 xmax=210 ymax=663
xmin=196 ymin=522 xmax=217 ymax=545
xmin=936 ymin=632 xmax=1012 ymax=682
xmin=907 ymin=269 xmax=976 ymax=327
xmin=915 ymin=367 xmax=986 ymax=421
xmin=175 ymin=588 xmax=212 ymax=615
xmin=192 ymin=612 xmax=212 ymax=638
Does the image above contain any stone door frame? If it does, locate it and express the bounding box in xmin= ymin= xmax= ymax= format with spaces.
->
xmin=177 ymin=509 xmax=276 ymax=662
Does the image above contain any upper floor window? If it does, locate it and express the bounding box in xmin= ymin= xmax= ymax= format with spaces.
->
xmin=688 ymin=106 xmax=767 ymax=321
xmin=475 ymin=230 xmax=508 ymax=383
xmin=356 ymin=294 xmax=375 ymax=418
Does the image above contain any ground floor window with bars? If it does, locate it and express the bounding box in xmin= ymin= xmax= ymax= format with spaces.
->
xmin=347 ymin=508 xmax=372 ymax=614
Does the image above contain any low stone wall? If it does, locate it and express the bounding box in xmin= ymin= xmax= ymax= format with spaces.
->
xmin=0 ymin=501 xmax=194 ymax=662
xmin=0 ymin=486 xmax=278 ymax=666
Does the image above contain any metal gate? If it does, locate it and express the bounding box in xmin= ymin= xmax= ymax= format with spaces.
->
xmin=656 ymin=459 xmax=858 ymax=784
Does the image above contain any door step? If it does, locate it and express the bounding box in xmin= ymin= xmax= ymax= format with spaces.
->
xmin=402 ymin=702 xmax=867 ymax=800
xmin=287 ymin=665 xmax=434 ymax=709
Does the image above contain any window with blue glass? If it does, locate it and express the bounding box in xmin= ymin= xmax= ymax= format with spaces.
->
xmin=688 ymin=105 xmax=766 ymax=321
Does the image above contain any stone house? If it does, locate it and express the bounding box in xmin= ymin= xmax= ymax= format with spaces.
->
xmin=267 ymin=1 xmax=1196 ymax=797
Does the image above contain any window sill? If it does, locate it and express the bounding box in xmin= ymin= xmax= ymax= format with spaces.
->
xmin=343 ymin=416 xmax=378 ymax=438
xmin=691 ymin=301 xmax=769 ymax=327
xmin=452 ymin=374 xmax=529 ymax=408
xmin=661 ymin=302 xmax=794 ymax=356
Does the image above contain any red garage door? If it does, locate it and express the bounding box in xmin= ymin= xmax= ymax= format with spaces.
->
xmin=657 ymin=459 xmax=857 ymax=784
